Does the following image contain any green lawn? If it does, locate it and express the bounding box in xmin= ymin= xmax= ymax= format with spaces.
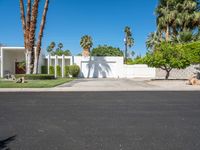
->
xmin=0 ymin=78 xmax=74 ymax=88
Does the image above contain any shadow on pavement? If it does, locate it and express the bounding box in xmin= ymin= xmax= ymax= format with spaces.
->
xmin=0 ymin=135 xmax=16 ymax=150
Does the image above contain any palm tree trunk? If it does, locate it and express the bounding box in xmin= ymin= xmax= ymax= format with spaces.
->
xmin=28 ymin=0 xmax=40 ymax=74
xmin=166 ymin=24 xmax=170 ymax=42
xmin=82 ymin=48 xmax=90 ymax=57
xmin=19 ymin=0 xmax=26 ymax=46
xmin=33 ymin=0 xmax=49 ymax=74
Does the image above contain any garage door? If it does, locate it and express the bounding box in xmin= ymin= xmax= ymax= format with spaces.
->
xmin=81 ymin=60 xmax=116 ymax=78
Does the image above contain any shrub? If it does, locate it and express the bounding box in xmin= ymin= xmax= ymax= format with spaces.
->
xmin=41 ymin=66 xmax=48 ymax=74
xmin=56 ymin=65 xmax=61 ymax=77
xmin=49 ymin=66 xmax=55 ymax=75
xmin=126 ymin=57 xmax=146 ymax=65
xmin=69 ymin=65 xmax=80 ymax=77
xmin=64 ymin=66 xmax=70 ymax=77
xmin=16 ymin=74 xmax=55 ymax=80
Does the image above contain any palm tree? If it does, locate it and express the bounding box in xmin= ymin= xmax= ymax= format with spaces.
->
xmin=46 ymin=42 xmax=55 ymax=54
xmin=50 ymin=41 xmax=56 ymax=49
xmin=124 ymin=26 xmax=134 ymax=63
xmin=156 ymin=0 xmax=200 ymax=42
xmin=156 ymin=0 xmax=177 ymax=41
xmin=19 ymin=0 xmax=50 ymax=74
xmin=34 ymin=0 xmax=50 ymax=74
xmin=146 ymin=32 xmax=164 ymax=51
xmin=57 ymin=43 xmax=64 ymax=51
xmin=80 ymin=35 xmax=93 ymax=57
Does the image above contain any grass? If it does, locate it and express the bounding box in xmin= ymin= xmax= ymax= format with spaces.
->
xmin=0 ymin=78 xmax=74 ymax=88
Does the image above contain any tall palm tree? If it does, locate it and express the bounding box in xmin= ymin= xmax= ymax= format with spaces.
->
xmin=34 ymin=0 xmax=50 ymax=74
xmin=124 ymin=26 xmax=134 ymax=63
xmin=156 ymin=0 xmax=178 ymax=41
xmin=20 ymin=0 xmax=50 ymax=74
xmin=80 ymin=35 xmax=93 ymax=57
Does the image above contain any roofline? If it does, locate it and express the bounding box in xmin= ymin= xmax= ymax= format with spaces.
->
xmin=1 ymin=47 xmax=25 ymax=49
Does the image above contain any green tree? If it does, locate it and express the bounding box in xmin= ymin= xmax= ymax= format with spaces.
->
xmin=91 ymin=45 xmax=123 ymax=56
xmin=52 ymin=49 xmax=72 ymax=56
xmin=145 ymin=42 xmax=190 ymax=79
xmin=183 ymin=41 xmax=200 ymax=63
xmin=124 ymin=26 xmax=134 ymax=62
xmin=80 ymin=35 xmax=93 ymax=57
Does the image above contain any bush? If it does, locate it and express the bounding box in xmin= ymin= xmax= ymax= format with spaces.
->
xmin=64 ymin=66 xmax=70 ymax=77
xmin=56 ymin=65 xmax=61 ymax=77
xmin=126 ymin=57 xmax=146 ymax=65
xmin=16 ymin=74 xmax=55 ymax=80
xmin=49 ymin=66 xmax=55 ymax=75
xmin=69 ymin=65 xmax=80 ymax=77
xmin=41 ymin=66 xmax=48 ymax=74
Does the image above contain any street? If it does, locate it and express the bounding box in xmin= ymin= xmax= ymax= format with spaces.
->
xmin=0 ymin=92 xmax=200 ymax=150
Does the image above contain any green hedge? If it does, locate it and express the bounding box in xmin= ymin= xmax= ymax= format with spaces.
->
xmin=56 ymin=65 xmax=61 ymax=77
xmin=64 ymin=66 xmax=70 ymax=77
xmin=41 ymin=66 xmax=48 ymax=74
xmin=69 ymin=65 xmax=80 ymax=77
xmin=49 ymin=66 xmax=55 ymax=75
xmin=16 ymin=74 xmax=55 ymax=80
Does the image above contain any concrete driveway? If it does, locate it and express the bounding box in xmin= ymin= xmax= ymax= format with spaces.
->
xmin=56 ymin=78 xmax=200 ymax=91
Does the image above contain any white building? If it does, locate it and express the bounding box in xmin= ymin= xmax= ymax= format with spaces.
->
xmin=0 ymin=47 xmax=156 ymax=78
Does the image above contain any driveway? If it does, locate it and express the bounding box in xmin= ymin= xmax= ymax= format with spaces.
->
xmin=0 ymin=92 xmax=200 ymax=150
xmin=56 ymin=78 xmax=200 ymax=91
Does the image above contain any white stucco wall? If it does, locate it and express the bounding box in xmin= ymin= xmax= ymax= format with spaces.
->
xmin=73 ymin=56 xmax=124 ymax=78
xmin=72 ymin=57 xmax=156 ymax=78
xmin=123 ymin=64 xmax=156 ymax=78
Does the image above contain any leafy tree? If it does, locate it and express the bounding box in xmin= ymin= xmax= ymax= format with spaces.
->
xmin=145 ymin=42 xmax=190 ymax=79
xmin=91 ymin=45 xmax=123 ymax=56
xmin=126 ymin=55 xmax=146 ymax=65
xmin=124 ymin=26 xmax=134 ymax=62
xmin=52 ymin=49 xmax=72 ymax=56
xmin=80 ymin=35 xmax=93 ymax=57
xmin=183 ymin=41 xmax=200 ymax=63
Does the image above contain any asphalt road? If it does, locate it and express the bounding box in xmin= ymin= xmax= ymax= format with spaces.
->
xmin=0 ymin=92 xmax=200 ymax=150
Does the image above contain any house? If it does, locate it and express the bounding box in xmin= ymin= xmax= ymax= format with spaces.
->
xmin=0 ymin=46 xmax=156 ymax=78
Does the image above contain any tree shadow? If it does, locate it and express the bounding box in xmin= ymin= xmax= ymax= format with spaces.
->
xmin=87 ymin=57 xmax=111 ymax=78
xmin=0 ymin=135 xmax=16 ymax=150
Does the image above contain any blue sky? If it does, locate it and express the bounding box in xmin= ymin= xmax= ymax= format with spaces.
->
xmin=0 ymin=0 xmax=158 ymax=56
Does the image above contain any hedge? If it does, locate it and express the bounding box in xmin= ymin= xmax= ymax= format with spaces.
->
xmin=49 ymin=66 xmax=55 ymax=75
xmin=64 ymin=66 xmax=70 ymax=77
xmin=69 ymin=65 xmax=80 ymax=77
xmin=41 ymin=66 xmax=48 ymax=74
xmin=56 ymin=65 xmax=61 ymax=77
xmin=16 ymin=74 xmax=55 ymax=80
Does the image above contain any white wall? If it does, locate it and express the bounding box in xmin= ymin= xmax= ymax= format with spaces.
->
xmin=73 ymin=56 xmax=124 ymax=78
xmin=123 ymin=64 xmax=156 ymax=78
xmin=73 ymin=57 xmax=156 ymax=78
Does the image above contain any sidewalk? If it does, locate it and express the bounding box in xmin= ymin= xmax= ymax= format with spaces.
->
xmin=0 ymin=79 xmax=199 ymax=92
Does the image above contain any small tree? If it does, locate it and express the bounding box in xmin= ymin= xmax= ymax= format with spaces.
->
xmin=91 ymin=45 xmax=123 ymax=56
xmin=145 ymin=42 xmax=190 ymax=79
